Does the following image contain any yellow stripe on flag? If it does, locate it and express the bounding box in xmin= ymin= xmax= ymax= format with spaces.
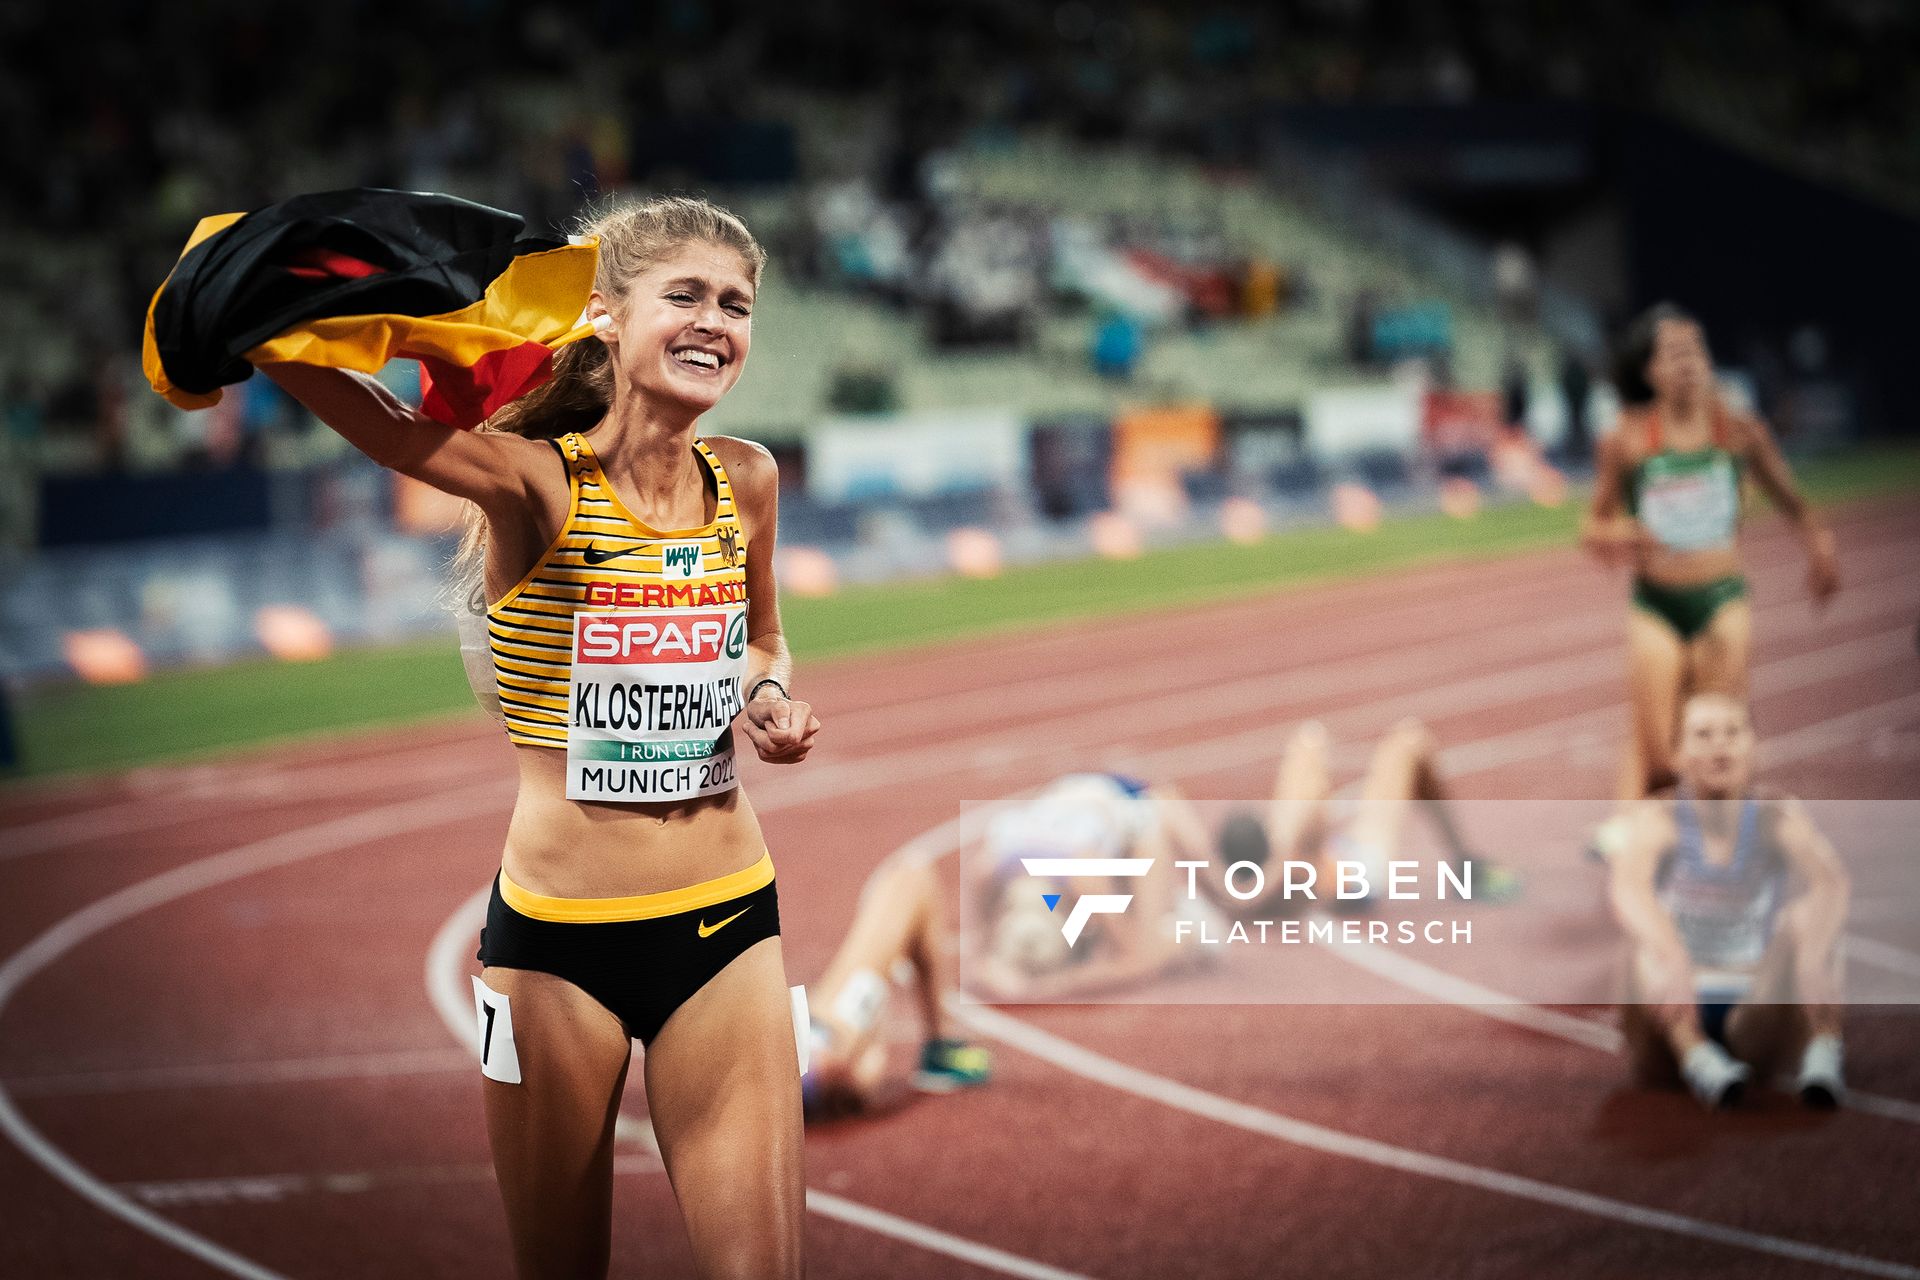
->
xmin=142 ymin=211 xmax=249 ymax=409
xmin=246 ymin=239 xmax=599 ymax=371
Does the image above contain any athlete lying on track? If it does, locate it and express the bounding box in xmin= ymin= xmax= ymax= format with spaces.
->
xmin=970 ymin=772 xmax=1220 ymax=1000
xmin=970 ymin=740 xmax=1514 ymax=999
xmin=1612 ymin=692 xmax=1850 ymax=1109
xmin=1213 ymin=717 xmax=1519 ymax=918
xmin=800 ymin=855 xmax=993 ymax=1122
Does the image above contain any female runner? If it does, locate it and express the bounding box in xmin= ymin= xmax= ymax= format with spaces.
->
xmin=1582 ymin=304 xmax=1838 ymax=803
xmin=264 ymin=196 xmax=817 ymax=1279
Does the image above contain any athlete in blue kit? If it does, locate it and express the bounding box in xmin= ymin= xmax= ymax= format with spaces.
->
xmin=1612 ymin=693 xmax=1849 ymax=1109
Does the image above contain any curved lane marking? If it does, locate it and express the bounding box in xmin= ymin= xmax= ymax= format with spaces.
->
xmin=0 ymin=785 xmax=510 ymax=1280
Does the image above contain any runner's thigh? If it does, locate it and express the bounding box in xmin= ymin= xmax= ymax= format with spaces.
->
xmin=644 ymin=938 xmax=805 ymax=1280
xmin=478 ymin=966 xmax=634 ymax=1280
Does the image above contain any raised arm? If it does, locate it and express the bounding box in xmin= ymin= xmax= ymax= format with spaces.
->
xmin=260 ymin=363 xmax=549 ymax=513
xmin=1735 ymin=415 xmax=1840 ymax=602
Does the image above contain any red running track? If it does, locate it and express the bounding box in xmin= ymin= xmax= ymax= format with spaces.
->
xmin=2 ymin=498 xmax=1918 ymax=1279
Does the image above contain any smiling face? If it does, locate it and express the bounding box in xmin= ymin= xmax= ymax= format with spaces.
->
xmin=591 ymin=240 xmax=755 ymax=417
xmin=1646 ymin=316 xmax=1712 ymax=407
xmin=1674 ymin=693 xmax=1754 ymax=798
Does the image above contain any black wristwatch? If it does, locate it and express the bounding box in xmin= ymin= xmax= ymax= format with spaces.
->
xmin=748 ymin=678 xmax=790 ymax=703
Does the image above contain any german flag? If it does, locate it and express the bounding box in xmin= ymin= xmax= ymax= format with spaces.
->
xmin=143 ymin=188 xmax=600 ymax=430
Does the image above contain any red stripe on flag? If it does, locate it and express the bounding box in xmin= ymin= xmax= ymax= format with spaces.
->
xmin=414 ymin=340 xmax=556 ymax=430
xmin=281 ymin=247 xmax=388 ymax=280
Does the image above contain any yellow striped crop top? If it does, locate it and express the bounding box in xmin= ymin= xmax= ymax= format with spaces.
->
xmin=488 ymin=432 xmax=749 ymax=753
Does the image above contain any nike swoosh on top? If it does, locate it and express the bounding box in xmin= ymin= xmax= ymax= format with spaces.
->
xmin=697 ymin=906 xmax=751 ymax=938
xmin=582 ymin=544 xmax=643 ymax=566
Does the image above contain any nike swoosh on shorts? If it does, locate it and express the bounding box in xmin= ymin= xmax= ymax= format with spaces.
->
xmin=697 ymin=906 xmax=751 ymax=938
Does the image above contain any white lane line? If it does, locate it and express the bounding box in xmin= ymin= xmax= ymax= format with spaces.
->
xmin=867 ymin=677 xmax=1920 ymax=1269
xmin=424 ymin=887 xmax=490 ymax=1053
xmin=1 ymin=738 xmax=498 ymax=862
xmin=1845 ymin=1092 xmax=1920 ymax=1125
xmin=800 ymin=517 xmax=1920 ymax=746
xmin=874 ymin=623 xmax=1920 ymax=1099
xmin=1110 ymin=623 xmax=1914 ymax=817
xmin=0 ymin=784 xmax=511 ymax=1280
xmin=14 ymin=514 xmax=1910 ymax=1272
xmin=1252 ymin=681 xmax=1920 ymax=1118
xmin=752 ymin=576 xmax=1920 ymax=833
xmin=954 ymin=1002 xmax=1920 ymax=1280
xmin=1319 ymin=942 xmax=1920 ymax=1124
xmin=887 ymin=755 xmax=1920 ymax=1273
xmin=117 ymin=1153 xmax=664 ymax=1208
xmin=428 ymin=886 xmax=1097 ymax=1280
xmin=632 ymin=1096 xmax=1095 ymax=1280
xmin=1286 ymin=684 xmax=1920 ymax=1123
xmin=806 ymin=1190 xmax=1096 ymax=1280
xmin=5 ymin=1047 xmax=476 ymax=1098
xmin=1379 ymin=646 xmax=1920 ymax=990
xmin=1439 ymin=628 xmax=1917 ymax=780
xmin=1318 ymin=943 xmax=1623 ymax=1052
xmin=1846 ymin=936 xmax=1920 ymax=982
xmin=1763 ymin=692 xmax=1920 ymax=767
xmin=764 ymin=568 xmax=1920 ymax=815
xmin=16 ymin=537 xmax=1911 ymax=866
xmin=826 ymin=563 xmax=1597 ymax=743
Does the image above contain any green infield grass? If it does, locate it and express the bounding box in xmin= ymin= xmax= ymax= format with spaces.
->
xmin=10 ymin=444 xmax=1917 ymax=779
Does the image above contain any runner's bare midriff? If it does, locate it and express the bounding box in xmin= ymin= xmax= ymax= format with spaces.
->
xmin=1635 ymin=542 xmax=1743 ymax=590
xmin=500 ymin=745 xmax=768 ymax=898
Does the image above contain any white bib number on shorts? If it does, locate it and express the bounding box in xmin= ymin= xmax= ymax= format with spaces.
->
xmin=566 ymin=606 xmax=747 ymax=802
xmin=472 ymin=977 xmax=522 ymax=1084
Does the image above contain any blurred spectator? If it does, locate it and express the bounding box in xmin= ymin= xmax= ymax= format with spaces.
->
xmin=7 ymin=0 xmax=1913 ymax=489
xmin=1093 ymin=311 xmax=1145 ymax=380
xmin=1347 ymin=289 xmax=1380 ymax=368
xmin=4 ymin=377 xmax=44 ymax=446
xmin=1493 ymin=242 xmax=1537 ymax=325
xmin=1558 ymin=347 xmax=1594 ymax=461
xmin=1501 ymin=355 xmax=1531 ymax=434
xmin=0 ymin=681 xmax=15 ymax=773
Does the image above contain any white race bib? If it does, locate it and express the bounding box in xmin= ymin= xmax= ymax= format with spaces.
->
xmin=565 ymin=606 xmax=747 ymax=802
xmin=1640 ymin=456 xmax=1738 ymax=552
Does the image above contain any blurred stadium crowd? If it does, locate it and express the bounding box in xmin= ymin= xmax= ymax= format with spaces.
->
xmin=0 ymin=0 xmax=1915 ymax=675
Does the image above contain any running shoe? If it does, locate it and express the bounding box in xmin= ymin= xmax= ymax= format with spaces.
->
xmin=1795 ymin=1033 xmax=1845 ymax=1109
xmin=1681 ymin=1040 xmax=1750 ymax=1110
xmin=914 ymin=1039 xmax=993 ymax=1092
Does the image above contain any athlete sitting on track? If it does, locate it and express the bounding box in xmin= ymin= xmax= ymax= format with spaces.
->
xmin=799 ymin=855 xmax=992 ymax=1121
xmin=970 ymin=772 xmax=1220 ymax=1000
xmin=1213 ymin=717 xmax=1517 ymax=918
xmin=1613 ymin=693 xmax=1849 ymax=1110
